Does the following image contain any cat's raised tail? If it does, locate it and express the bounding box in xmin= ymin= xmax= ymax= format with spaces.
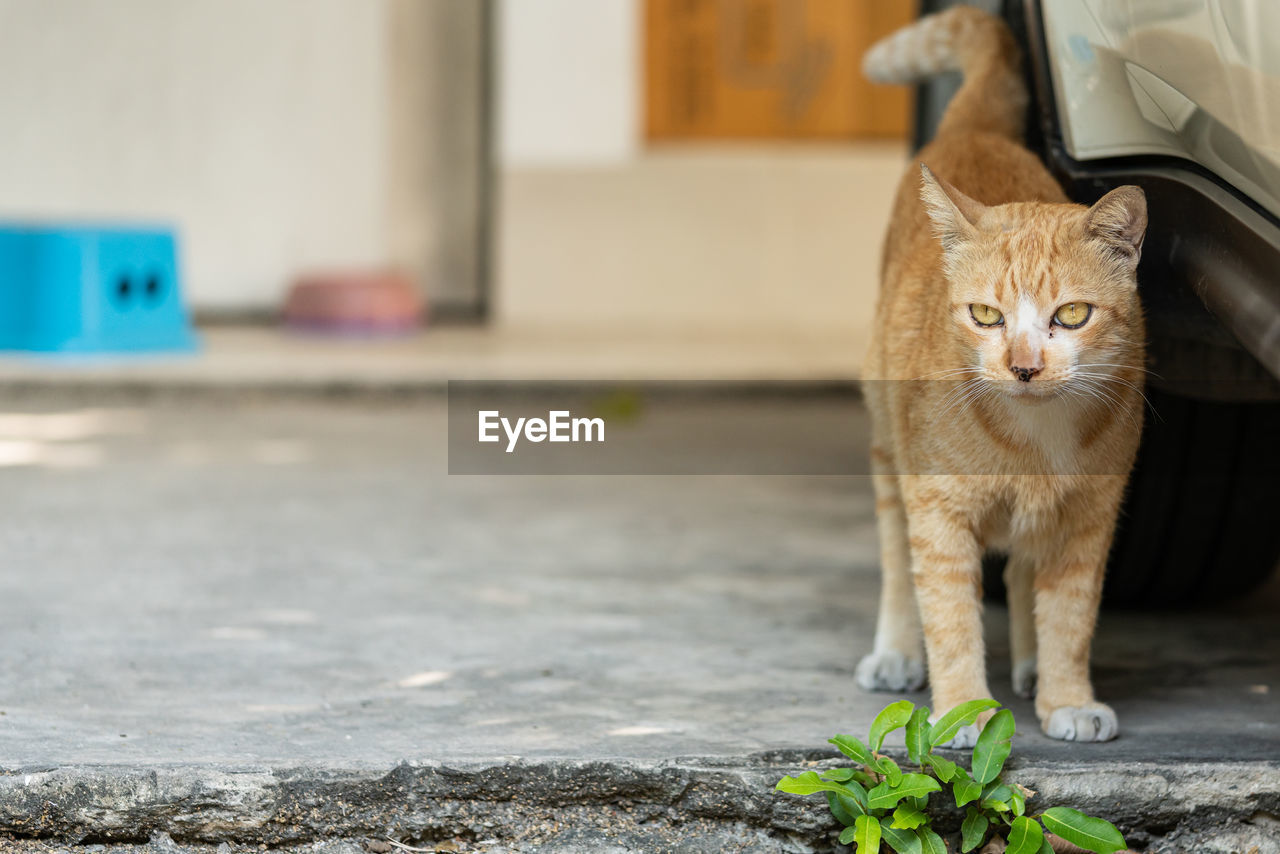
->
xmin=862 ymin=5 xmax=1027 ymax=141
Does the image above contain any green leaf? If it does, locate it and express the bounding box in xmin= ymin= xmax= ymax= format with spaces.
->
xmin=980 ymin=781 xmax=1014 ymax=813
xmin=888 ymin=772 xmax=943 ymax=802
xmin=953 ymin=777 xmax=983 ymax=807
xmin=869 ymin=700 xmax=915 ymax=751
xmin=839 ymin=826 xmax=857 ymax=846
xmin=854 ymin=814 xmax=882 ymax=853
xmin=775 ymin=771 xmax=863 ymax=800
xmin=852 ymin=769 xmax=879 ymax=788
xmin=970 ymin=709 xmax=1015 ymax=784
xmin=905 ymin=706 xmax=932 ymax=764
xmin=960 ymin=807 xmax=989 ymax=853
xmin=827 ymin=790 xmax=864 ymax=826
xmin=929 ymin=699 xmax=1000 ymax=748
xmin=1037 ymin=837 xmax=1055 ymax=854
xmin=982 ymin=798 xmax=1011 ymax=813
xmin=1041 ymin=807 xmax=1128 ymax=854
xmin=1009 ymin=786 xmax=1027 ymax=817
xmin=881 ymin=823 xmax=924 ymax=854
xmin=868 ymin=773 xmax=941 ymax=809
xmin=823 ymin=767 xmax=857 ymax=782
xmin=878 ymin=755 xmax=903 ymax=786
xmin=925 ymin=753 xmax=958 ymax=782
xmin=1006 ymin=816 xmax=1046 ymax=854
xmin=917 ymin=827 xmax=947 ymax=854
xmin=830 ymin=734 xmax=878 ymax=768
xmin=982 ymin=781 xmax=1013 ymax=802
xmin=891 ymin=804 xmax=927 ymax=830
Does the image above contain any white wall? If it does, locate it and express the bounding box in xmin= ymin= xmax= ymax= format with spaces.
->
xmin=0 ymin=0 xmax=391 ymax=310
xmin=496 ymin=146 xmax=905 ymax=338
xmin=498 ymin=0 xmax=640 ymax=166
xmin=493 ymin=0 xmax=907 ymax=340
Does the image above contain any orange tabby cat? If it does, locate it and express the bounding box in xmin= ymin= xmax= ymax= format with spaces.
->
xmin=856 ymin=6 xmax=1148 ymax=744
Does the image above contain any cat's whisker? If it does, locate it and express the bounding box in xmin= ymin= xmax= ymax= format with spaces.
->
xmin=1072 ymin=370 xmax=1160 ymax=421
xmin=936 ymin=377 xmax=992 ymax=422
xmin=912 ymin=367 xmax=982 ymax=377
xmin=1074 ymin=361 xmax=1149 ymax=375
xmin=1069 ymin=386 xmax=1131 ymax=435
xmin=932 ymin=376 xmax=980 ymax=406
xmin=932 ymin=386 xmax=972 ymax=421
xmin=1078 ymin=361 xmax=1157 ymax=376
xmin=1061 ymin=385 xmax=1110 ymax=425
xmin=1072 ymin=376 xmax=1145 ymax=434
xmin=1072 ymin=374 xmax=1124 ymax=405
xmin=908 ymin=367 xmax=985 ymax=382
xmin=933 ymin=378 xmax=984 ymax=421
xmin=1079 ymin=387 xmax=1129 ymax=426
xmin=1066 ymin=380 xmax=1112 ymax=412
xmin=955 ymin=382 xmax=992 ymax=419
xmin=946 ymin=381 xmax=983 ymax=412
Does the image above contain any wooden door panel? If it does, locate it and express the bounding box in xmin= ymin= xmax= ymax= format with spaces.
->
xmin=645 ymin=0 xmax=914 ymax=141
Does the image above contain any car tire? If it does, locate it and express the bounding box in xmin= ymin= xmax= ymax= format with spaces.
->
xmin=1103 ymin=388 xmax=1280 ymax=606
xmin=983 ymin=389 xmax=1280 ymax=607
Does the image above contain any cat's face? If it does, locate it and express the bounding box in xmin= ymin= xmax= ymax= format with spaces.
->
xmin=920 ymin=166 xmax=1146 ymax=400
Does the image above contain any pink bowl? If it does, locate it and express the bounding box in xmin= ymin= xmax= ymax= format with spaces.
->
xmin=283 ymin=271 xmax=425 ymax=334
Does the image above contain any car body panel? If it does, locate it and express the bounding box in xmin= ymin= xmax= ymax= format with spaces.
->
xmin=1042 ymin=0 xmax=1280 ymax=220
xmin=1023 ymin=0 xmax=1280 ymax=387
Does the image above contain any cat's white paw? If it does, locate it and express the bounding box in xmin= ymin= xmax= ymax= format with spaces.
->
xmin=855 ymin=649 xmax=926 ymax=693
xmin=1012 ymin=658 xmax=1037 ymax=699
xmin=934 ymin=722 xmax=981 ymax=750
xmin=1043 ymin=702 xmax=1119 ymax=742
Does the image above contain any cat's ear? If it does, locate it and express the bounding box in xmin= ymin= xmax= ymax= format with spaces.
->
xmin=919 ymin=163 xmax=987 ymax=250
xmin=1085 ymin=185 xmax=1147 ymax=266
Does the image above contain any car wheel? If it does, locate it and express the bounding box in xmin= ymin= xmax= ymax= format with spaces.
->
xmin=1104 ymin=388 xmax=1280 ymax=606
xmin=983 ymin=388 xmax=1280 ymax=607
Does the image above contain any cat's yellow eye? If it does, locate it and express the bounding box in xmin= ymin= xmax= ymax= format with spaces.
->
xmin=969 ymin=304 xmax=1004 ymax=327
xmin=1054 ymin=302 xmax=1093 ymax=328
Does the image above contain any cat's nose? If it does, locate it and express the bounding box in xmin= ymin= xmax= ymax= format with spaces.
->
xmin=1007 ymin=337 xmax=1044 ymax=382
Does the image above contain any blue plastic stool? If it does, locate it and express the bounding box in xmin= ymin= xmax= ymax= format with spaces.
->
xmin=0 ymin=224 xmax=198 ymax=353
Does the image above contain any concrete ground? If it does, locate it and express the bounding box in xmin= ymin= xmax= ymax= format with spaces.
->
xmin=0 ymin=394 xmax=1275 ymax=853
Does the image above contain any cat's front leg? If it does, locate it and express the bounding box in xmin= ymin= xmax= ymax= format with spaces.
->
xmin=906 ymin=490 xmax=992 ymax=746
xmin=856 ymin=469 xmax=926 ymax=692
xmin=1032 ymin=519 xmax=1118 ymax=742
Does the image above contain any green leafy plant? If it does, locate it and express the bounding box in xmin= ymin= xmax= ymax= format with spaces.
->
xmin=775 ymin=699 xmax=1128 ymax=854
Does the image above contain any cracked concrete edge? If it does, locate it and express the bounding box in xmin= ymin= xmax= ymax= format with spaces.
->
xmin=0 ymin=756 xmax=1275 ymax=847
